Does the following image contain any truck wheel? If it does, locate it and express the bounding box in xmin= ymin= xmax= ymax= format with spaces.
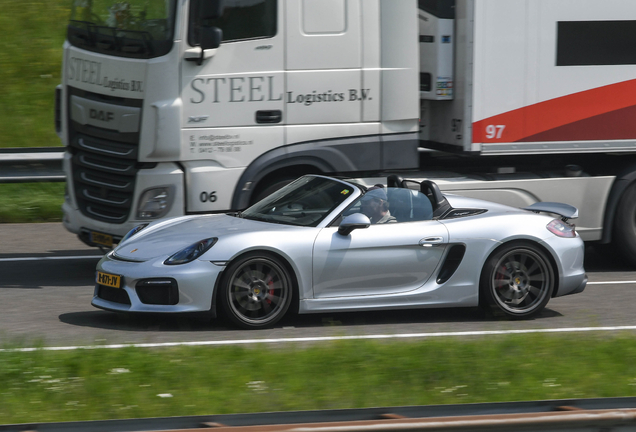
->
xmin=251 ymin=177 xmax=295 ymax=204
xmin=479 ymin=242 xmax=554 ymax=319
xmin=613 ymin=182 xmax=636 ymax=264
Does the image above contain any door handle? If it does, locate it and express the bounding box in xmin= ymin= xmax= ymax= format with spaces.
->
xmin=419 ymin=237 xmax=444 ymax=247
xmin=256 ymin=110 xmax=282 ymax=124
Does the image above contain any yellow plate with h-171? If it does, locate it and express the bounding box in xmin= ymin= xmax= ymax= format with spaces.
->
xmin=96 ymin=271 xmax=121 ymax=289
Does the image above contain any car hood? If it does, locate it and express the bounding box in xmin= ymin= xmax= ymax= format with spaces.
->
xmin=112 ymin=214 xmax=291 ymax=261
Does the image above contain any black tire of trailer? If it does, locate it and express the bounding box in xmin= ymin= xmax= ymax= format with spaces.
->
xmin=612 ymin=181 xmax=636 ymax=264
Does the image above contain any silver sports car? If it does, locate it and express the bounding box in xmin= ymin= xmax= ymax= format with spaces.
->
xmin=94 ymin=175 xmax=587 ymax=329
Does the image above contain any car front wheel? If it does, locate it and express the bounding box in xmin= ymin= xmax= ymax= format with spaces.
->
xmin=480 ymin=242 xmax=554 ymax=319
xmin=219 ymin=253 xmax=293 ymax=329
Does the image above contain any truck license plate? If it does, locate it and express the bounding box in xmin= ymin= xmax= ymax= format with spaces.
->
xmin=91 ymin=231 xmax=113 ymax=248
xmin=97 ymin=271 xmax=121 ymax=289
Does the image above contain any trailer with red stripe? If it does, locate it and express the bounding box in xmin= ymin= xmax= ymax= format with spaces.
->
xmin=417 ymin=0 xmax=636 ymax=264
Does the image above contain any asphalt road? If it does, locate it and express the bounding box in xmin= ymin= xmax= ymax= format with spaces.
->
xmin=1 ymin=223 xmax=635 ymax=348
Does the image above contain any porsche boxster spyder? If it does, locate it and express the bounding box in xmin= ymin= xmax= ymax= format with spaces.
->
xmin=93 ymin=175 xmax=587 ymax=328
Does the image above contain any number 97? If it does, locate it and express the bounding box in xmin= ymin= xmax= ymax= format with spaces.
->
xmin=485 ymin=125 xmax=505 ymax=139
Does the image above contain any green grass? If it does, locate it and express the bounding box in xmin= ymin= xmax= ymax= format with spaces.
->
xmin=0 ymin=0 xmax=70 ymax=221
xmin=0 ymin=183 xmax=64 ymax=223
xmin=1 ymin=334 xmax=636 ymax=425
xmin=0 ymin=0 xmax=69 ymax=148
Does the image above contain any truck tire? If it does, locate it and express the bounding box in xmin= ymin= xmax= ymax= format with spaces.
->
xmin=250 ymin=177 xmax=295 ymax=205
xmin=613 ymin=182 xmax=636 ymax=265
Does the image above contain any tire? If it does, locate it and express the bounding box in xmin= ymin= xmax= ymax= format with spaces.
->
xmin=219 ymin=253 xmax=293 ymax=329
xmin=479 ymin=242 xmax=555 ymax=319
xmin=613 ymin=182 xmax=636 ymax=265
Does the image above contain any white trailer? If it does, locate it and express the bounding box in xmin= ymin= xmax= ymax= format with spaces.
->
xmin=57 ymin=0 xmax=636 ymax=264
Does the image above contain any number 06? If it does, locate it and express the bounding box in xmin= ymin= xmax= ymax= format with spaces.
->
xmin=200 ymin=191 xmax=217 ymax=203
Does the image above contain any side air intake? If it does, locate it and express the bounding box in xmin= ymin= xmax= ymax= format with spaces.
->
xmin=436 ymin=245 xmax=466 ymax=284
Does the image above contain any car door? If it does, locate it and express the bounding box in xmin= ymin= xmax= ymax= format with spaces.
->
xmin=312 ymin=220 xmax=449 ymax=298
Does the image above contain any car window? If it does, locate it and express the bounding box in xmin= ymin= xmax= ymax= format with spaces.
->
xmin=241 ymin=176 xmax=357 ymax=227
xmin=332 ymin=187 xmax=434 ymax=225
xmin=188 ymin=0 xmax=277 ymax=46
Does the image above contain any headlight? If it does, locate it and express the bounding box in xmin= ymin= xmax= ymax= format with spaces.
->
xmin=120 ymin=223 xmax=149 ymax=244
xmin=137 ymin=187 xmax=174 ymax=219
xmin=546 ymin=219 xmax=576 ymax=238
xmin=164 ymin=238 xmax=218 ymax=265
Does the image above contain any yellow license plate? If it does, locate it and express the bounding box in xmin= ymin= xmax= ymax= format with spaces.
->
xmin=91 ymin=231 xmax=113 ymax=248
xmin=97 ymin=271 xmax=121 ymax=289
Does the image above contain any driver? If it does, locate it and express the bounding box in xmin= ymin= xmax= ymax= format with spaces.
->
xmin=360 ymin=185 xmax=397 ymax=224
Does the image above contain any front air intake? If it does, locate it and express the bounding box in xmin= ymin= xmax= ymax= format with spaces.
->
xmin=97 ymin=285 xmax=131 ymax=305
xmin=136 ymin=279 xmax=179 ymax=305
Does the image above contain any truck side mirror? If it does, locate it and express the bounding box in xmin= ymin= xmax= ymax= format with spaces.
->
xmin=191 ymin=0 xmax=224 ymax=65
xmin=185 ymin=26 xmax=222 ymax=64
xmin=200 ymin=26 xmax=222 ymax=51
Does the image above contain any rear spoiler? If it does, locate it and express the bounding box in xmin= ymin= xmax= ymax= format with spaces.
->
xmin=523 ymin=202 xmax=579 ymax=221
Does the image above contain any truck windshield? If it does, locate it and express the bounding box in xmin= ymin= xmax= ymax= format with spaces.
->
xmin=67 ymin=0 xmax=177 ymax=58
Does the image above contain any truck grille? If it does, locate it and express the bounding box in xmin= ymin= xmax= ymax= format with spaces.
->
xmin=68 ymin=88 xmax=142 ymax=224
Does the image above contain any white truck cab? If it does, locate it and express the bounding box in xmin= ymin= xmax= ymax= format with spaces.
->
xmin=59 ymin=0 xmax=419 ymax=248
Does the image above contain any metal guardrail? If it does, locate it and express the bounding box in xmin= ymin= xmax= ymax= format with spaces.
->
xmin=0 ymin=147 xmax=65 ymax=183
xmin=2 ymin=397 xmax=636 ymax=432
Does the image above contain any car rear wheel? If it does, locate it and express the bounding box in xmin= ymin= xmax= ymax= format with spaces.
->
xmin=480 ymin=243 xmax=554 ymax=319
xmin=219 ymin=253 xmax=293 ymax=329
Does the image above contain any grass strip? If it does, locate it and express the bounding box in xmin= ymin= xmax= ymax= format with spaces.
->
xmin=0 ymin=183 xmax=64 ymax=223
xmin=1 ymin=334 xmax=635 ymax=425
xmin=0 ymin=0 xmax=68 ymax=149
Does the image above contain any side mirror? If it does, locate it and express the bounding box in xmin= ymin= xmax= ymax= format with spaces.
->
xmin=188 ymin=0 xmax=224 ymax=65
xmin=200 ymin=26 xmax=222 ymax=50
xmin=190 ymin=25 xmax=222 ymax=64
xmin=338 ymin=213 xmax=371 ymax=236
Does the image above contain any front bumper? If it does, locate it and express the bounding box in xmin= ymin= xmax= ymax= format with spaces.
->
xmin=92 ymin=253 xmax=224 ymax=314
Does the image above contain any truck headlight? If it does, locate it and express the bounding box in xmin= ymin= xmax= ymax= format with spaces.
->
xmin=137 ymin=186 xmax=174 ymax=219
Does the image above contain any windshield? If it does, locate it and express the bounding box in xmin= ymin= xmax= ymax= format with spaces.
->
xmin=68 ymin=0 xmax=177 ymax=58
xmin=241 ymin=177 xmax=358 ymax=227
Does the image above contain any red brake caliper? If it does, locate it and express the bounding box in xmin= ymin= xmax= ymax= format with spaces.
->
xmin=267 ymin=280 xmax=274 ymax=304
xmin=496 ymin=265 xmax=507 ymax=292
